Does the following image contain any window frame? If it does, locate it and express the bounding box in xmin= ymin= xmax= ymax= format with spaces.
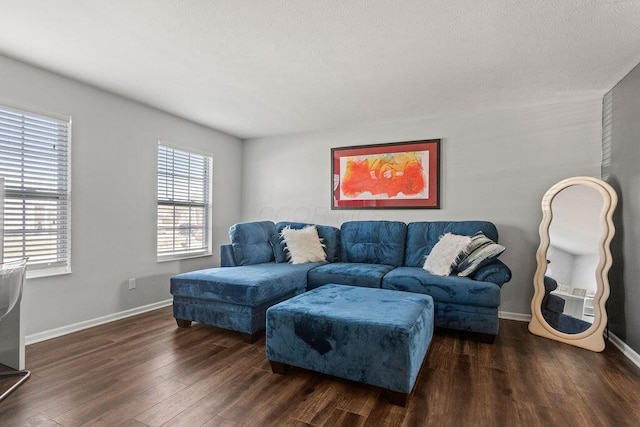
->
xmin=156 ymin=141 xmax=213 ymax=262
xmin=0 ymin=103 xmax=72 ymax=279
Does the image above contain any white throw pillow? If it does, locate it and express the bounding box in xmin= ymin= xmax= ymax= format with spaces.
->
xmin=280 ymin=226 xmax=326 ymax=264
xmin=423 ymin=233 xmax=472 ymax=276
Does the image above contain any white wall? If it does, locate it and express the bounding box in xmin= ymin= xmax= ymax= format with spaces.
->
xmin=546 ymin=246 xmax=574 ymax=286
xmin=243 ymin=98 xmax=603 ymax=316
xmin=604 ymin=61 xmax=640 ymax=354
xmin=570 ymin=254 xmax=599 ymax=295
xmin=0 ymin=54 xmax=243 ymax=337
xmin=546 ymin=248 xmax=598 ymax=295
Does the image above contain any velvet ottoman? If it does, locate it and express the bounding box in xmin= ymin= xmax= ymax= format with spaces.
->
xmin=265 ymin=284 xmax=434 ymax=406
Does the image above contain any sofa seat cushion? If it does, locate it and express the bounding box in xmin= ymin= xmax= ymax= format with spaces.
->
xmin=170 ymin=262 xmax=323 ymax=307
xmin=381 ymin=266 xmax=501 ymax=308
xmin=307 ymin=262 xmax=395 ymax=289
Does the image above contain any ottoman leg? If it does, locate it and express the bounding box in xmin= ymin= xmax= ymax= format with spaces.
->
xmin=175 ymin=318 xmax=192 ymax=328
xmin=385 ymin=390 xmax=409 ymax=407
xmin=478 ymin=333 xmax=496 ymax=344
xmin=270 ymin=361 xmax=289 ymax=374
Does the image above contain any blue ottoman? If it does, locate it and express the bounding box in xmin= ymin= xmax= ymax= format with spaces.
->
xmin=266 ymin=284 xmax=434 ymax=406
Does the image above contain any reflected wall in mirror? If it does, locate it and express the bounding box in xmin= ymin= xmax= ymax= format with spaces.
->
xmin=528 ymin=176 xmax=617 ymax=352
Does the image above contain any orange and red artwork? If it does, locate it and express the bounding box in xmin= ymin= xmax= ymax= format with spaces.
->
xmin=332 ymin=140 xmax=440 ymax=209
xmin=340 ymin=151 xmax=427 ymax=199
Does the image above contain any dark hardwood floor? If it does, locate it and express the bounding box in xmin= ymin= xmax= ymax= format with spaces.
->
xmin=1 ymin=306 xmax=639 ymax=426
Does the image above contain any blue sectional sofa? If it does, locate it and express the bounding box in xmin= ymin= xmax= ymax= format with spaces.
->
xmin=170 ymin=219 xmax=511 ymax=342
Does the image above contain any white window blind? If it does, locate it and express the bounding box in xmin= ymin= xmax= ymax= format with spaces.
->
xmin=157 ymin=144 xmax=212 ymax=261
xmin=0 ymin=104 xmax=71 ymax=277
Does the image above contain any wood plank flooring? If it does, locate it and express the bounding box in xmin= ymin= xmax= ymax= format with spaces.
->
xmin=1 ymin=306 xmax=639 ymax=426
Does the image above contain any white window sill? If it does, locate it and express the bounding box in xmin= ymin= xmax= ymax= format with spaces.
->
xmin=157 ymin=252 xmax=212 ymax=263
xmin=26 ymin=266 xmax=72 ymax=280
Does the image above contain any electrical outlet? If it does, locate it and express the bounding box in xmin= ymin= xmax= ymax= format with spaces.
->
xmin=128 ymin=278 xmax=136 ymax=290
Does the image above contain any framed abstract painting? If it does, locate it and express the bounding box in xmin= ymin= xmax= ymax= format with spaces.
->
xmin=331 ymin=139 xmax=441 ymax=209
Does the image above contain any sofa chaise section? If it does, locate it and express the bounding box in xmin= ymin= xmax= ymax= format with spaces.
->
xmin=171 ymin=262 xmax=321 ymax=341
xmin=170 ymin=220 xmax=328 ymax=341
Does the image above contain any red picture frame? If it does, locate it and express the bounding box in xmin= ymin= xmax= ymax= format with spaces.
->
xmin=331 ymin=139 xmax=440 ymax=209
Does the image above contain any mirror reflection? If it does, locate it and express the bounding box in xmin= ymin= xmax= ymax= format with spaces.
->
xmin=541 ymin=185 xmax=603 ymax=334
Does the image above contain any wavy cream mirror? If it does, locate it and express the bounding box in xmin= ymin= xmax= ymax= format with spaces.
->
xmin=528 ymin=176 xmax=617 ymax=352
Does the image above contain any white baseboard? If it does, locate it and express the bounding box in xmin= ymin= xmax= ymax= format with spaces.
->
xmin=25 ymin=299 xmax=173 ymax=345
xmin=609 ymin=332 xmax=640 ymax=370
xmin=499 ymin=310 xmax=531 ymax=322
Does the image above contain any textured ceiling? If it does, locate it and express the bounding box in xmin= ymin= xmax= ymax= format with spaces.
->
xmin=1 ymin=0 xmax=639 ymax=139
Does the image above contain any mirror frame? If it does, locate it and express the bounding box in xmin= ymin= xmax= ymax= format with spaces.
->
xmin=528 ymin=176 xmax=617 ymax=352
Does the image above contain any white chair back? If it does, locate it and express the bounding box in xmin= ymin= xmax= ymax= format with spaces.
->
xmin=0 ymin=258 xmax=28 ymax=320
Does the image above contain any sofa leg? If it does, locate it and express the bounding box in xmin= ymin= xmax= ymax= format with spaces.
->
xmin=246 ymin=331 xmax=261 ymax=344
xmin=270 ymin=361 xmax=289 ymax=374
xmin=175 ymin=318 xmax=192 ymax=328
xmin=385 ymin=390 xmax=409 ymax=407
xmin=478 ymin=333 xmax=496 ymax=344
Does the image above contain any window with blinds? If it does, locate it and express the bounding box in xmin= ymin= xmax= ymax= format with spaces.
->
xmin=0 ymin=104 xmax=71 ymax=277
xmin=157 ymin=144 xmax=212 ymax=261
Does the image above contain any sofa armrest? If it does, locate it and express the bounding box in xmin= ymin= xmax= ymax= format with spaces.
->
xmin=220 ymin=243 xmax=237 ymax=267
xmin=471 ymin=260 xmax=511 ymax=287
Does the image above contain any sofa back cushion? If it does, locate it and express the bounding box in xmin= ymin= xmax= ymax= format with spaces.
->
xmin=229 ymin=221 xmax=276 ymax=265
xmin=404 ymin=221 xmax=499 ymax=267
xmin=340 ymin=221 xmax=407 ymax=266
xmin=275 ymin=222 xmax=340 ymax=262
